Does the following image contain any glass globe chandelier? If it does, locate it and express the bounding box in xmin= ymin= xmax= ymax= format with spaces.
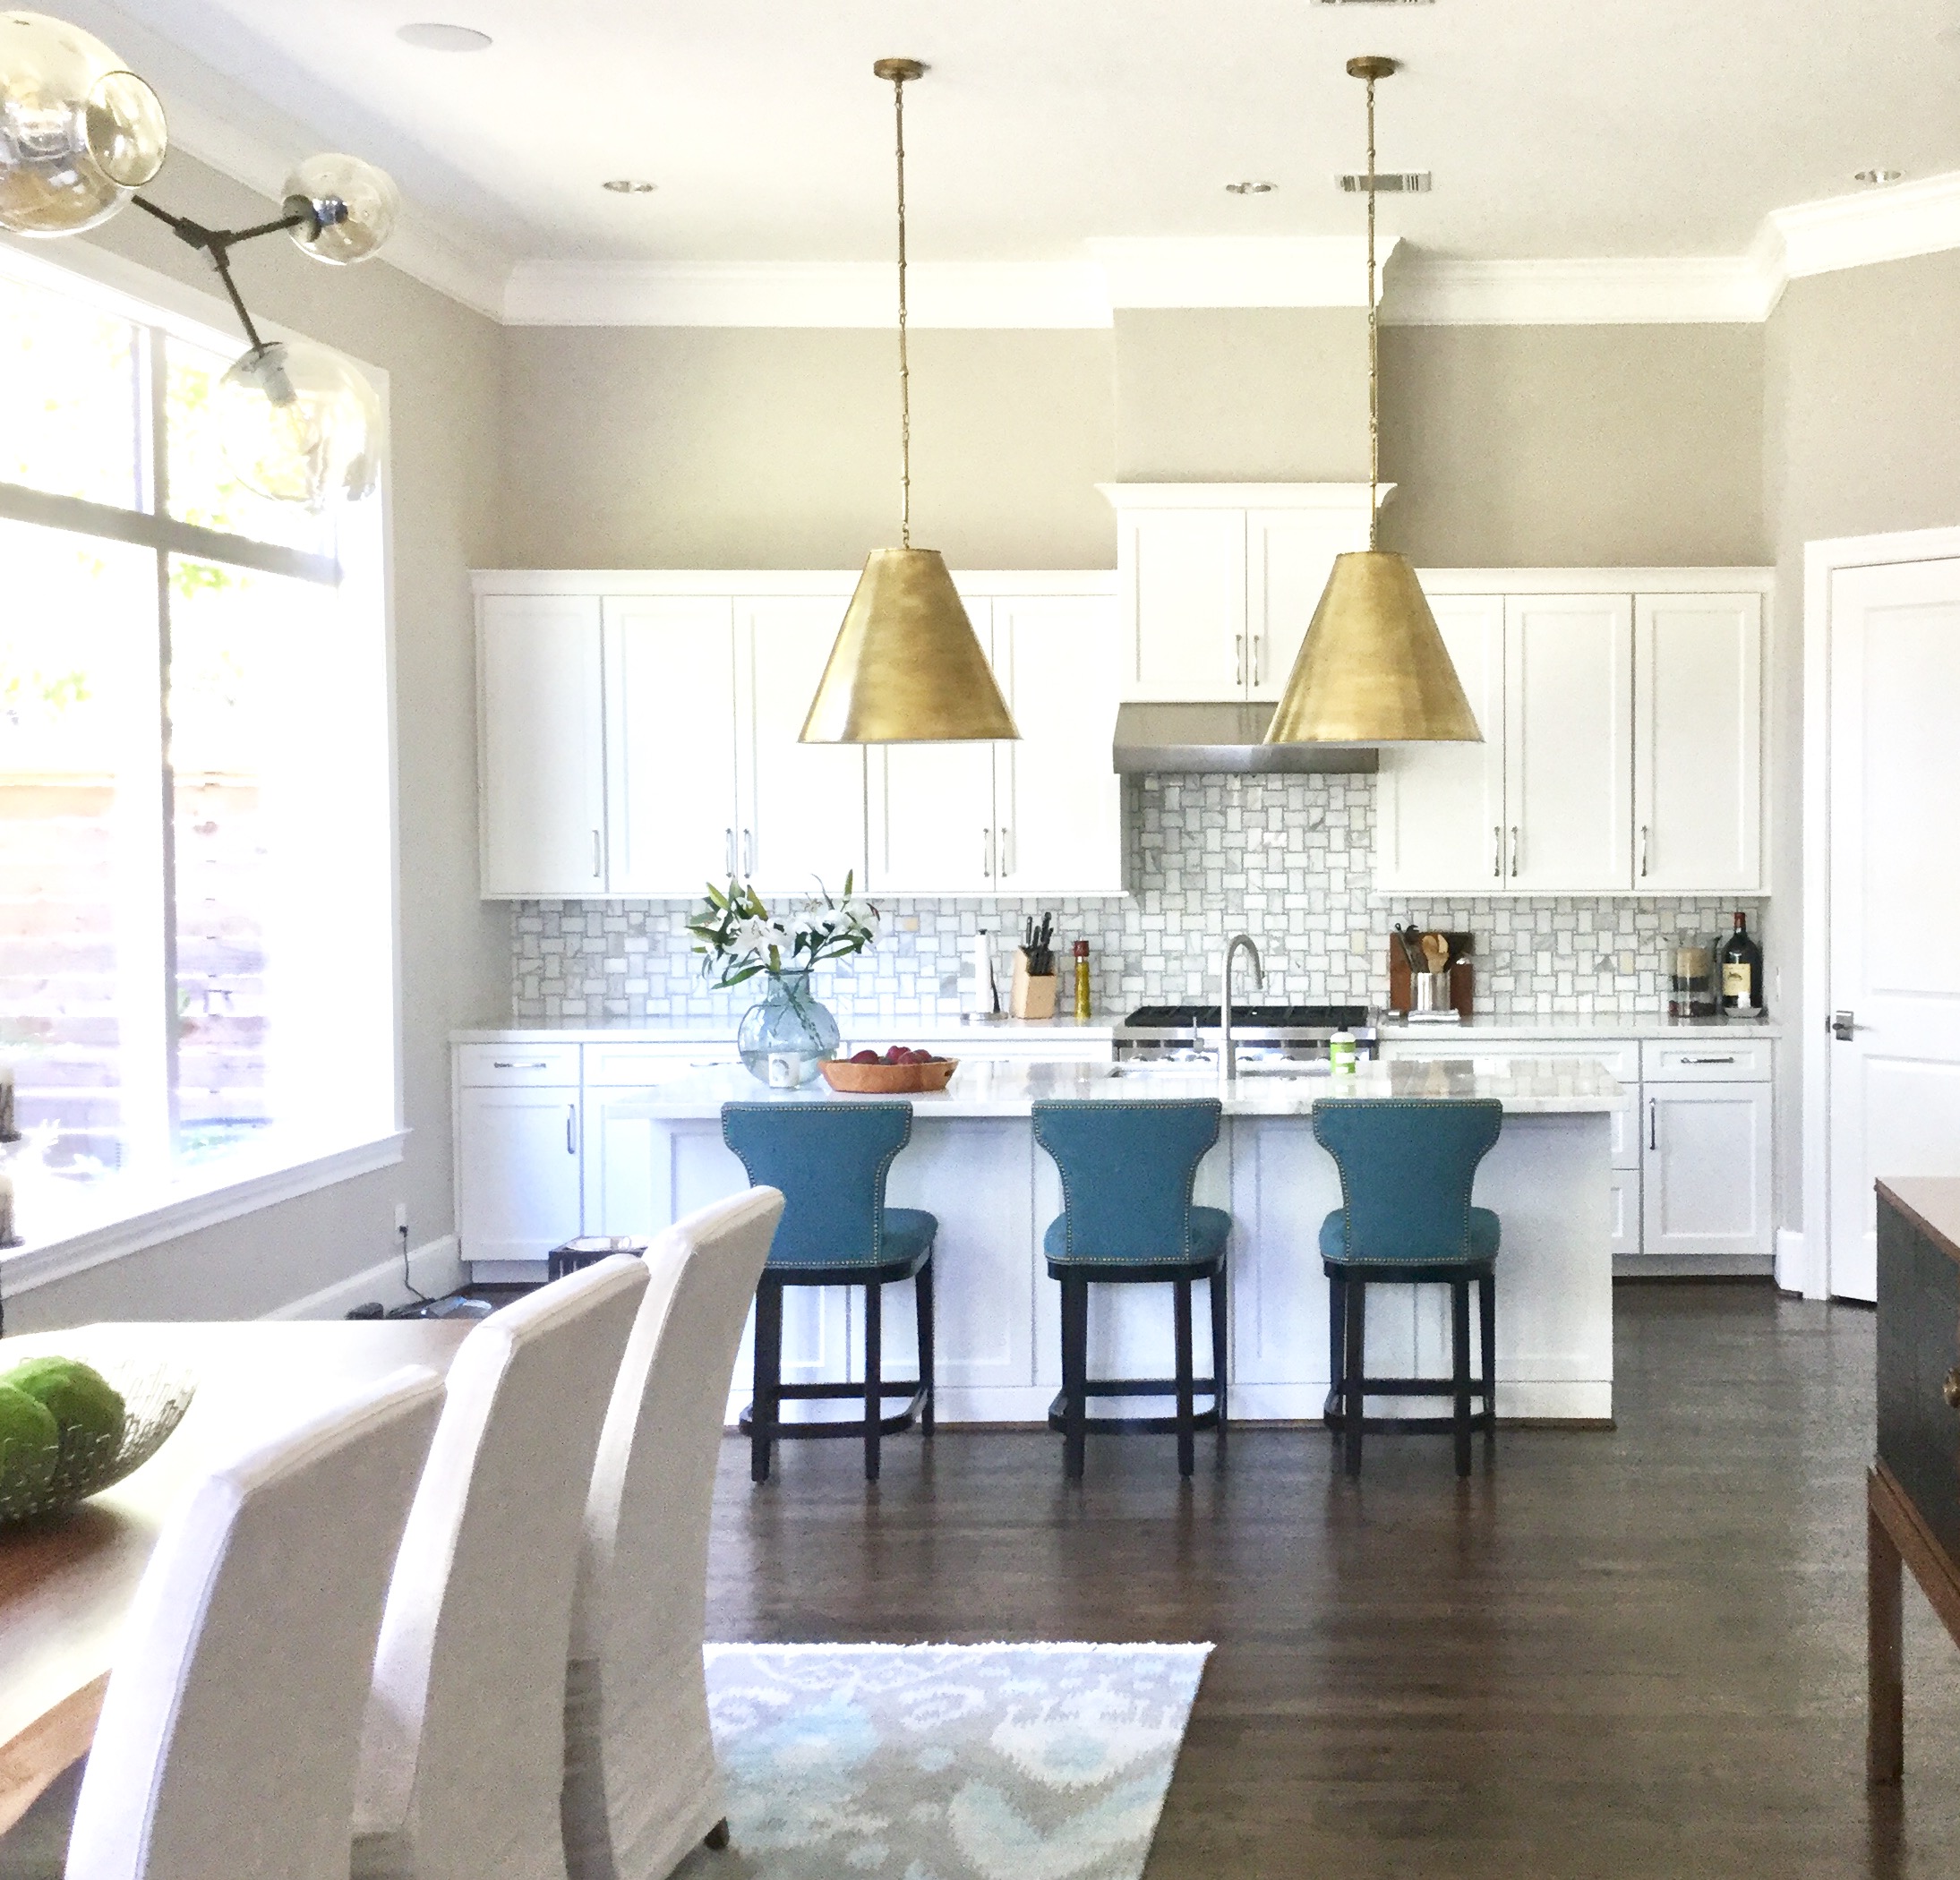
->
xmin=0 ymin=10 xmax=398 ymax=511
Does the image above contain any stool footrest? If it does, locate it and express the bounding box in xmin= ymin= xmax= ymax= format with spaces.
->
xmin=740 ymin=1380 xmax=928 ymax=1441
xmin=1047 ymin=1383 xmax=1222 ymax=1437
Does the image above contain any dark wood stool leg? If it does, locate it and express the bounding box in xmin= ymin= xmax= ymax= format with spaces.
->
xmin=751 ymin=1278 xmax=783 ymax=1484
xmin=916 ymin=1259 xmax=935 ymax=1437
xmin=1061 ymin=1276 xmax=1089 ymax=1481
xmin=863 ymin=1278 xmax=883 ymax=1483
xmin=1326 ymin=1269 xmax=1346 ymax=1441
xmin=1210 ymin=1263 xmax=1229 ymax=1440
xmin=1451 ymin=1278 xmax=1472 ymax=1477
xmin=1870 ymin=1492 xmax=1905 ymax=1784
xmin=1479 ymin=1271 xmax=1497 ymax=1438
xmin=1343 ymin=1274 xmax=1366 ymax=1479
xmin=1174 ymin=1276 xmax=1196 ymax=1477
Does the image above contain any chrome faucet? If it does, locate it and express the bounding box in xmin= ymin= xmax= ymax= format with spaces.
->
xmin=1219 ymin=933 xmax=1265 ymax=1095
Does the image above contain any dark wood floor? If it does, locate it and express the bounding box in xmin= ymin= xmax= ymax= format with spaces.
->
xmin=705 ymin=1282 xmax=1960 ymax=1878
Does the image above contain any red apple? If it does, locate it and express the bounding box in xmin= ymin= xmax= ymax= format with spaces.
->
xmin=851 ymin=1049 xmax=879 ymax=1064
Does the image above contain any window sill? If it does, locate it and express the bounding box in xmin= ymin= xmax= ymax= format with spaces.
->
xmin=1 ymin=1132 xmax=408 ymax=1300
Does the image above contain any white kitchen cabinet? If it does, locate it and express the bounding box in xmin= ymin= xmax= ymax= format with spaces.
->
xmin=1639 ymin=1081 xmax=1774 ymax=1259
xmin=1373 ymin=595 xmax=1508 ymax=893
xmin=871 ymin=594 xmax=1123 ymax=895
xmin=1100 ymin=485 xmax=1377 ymax=703
xmin=603 ymin=596 xmax=740 ymax=894
xmin=1504 ymin=594 xmax=1634 ymax=892
xmin=456 ymin=1082 xmax=582 ymax=1266
xmin=1634 ymin=594 xmax=1763 ymax=893
xmin=477 ymin=595 xmax=605 ymax=897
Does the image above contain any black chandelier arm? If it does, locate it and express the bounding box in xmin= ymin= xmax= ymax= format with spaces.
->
xmin=126 ymin=192 xmax=313 ymax=358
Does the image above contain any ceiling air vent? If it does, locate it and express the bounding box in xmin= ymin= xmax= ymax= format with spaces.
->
xmin=1337 ymin=172 xmax=1431 ymax=192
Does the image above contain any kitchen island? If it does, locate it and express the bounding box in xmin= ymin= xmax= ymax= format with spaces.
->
xmin=612 ymin=1057 xmax=1620 ymax=1425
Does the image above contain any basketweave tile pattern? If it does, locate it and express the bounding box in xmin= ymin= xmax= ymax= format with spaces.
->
xmin=509 ymin=775 xmax=1760 ymax=1029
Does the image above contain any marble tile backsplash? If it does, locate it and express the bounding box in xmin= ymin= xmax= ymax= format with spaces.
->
xmin=509 ymin=775 xmax=1760 ymax=1029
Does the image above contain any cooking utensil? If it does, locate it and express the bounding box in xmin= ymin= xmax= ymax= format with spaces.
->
xmin=1394 ymin=924 xmax=1422 ymax=973
xmin=1421 ymin=931 xmax=1451 ymax=977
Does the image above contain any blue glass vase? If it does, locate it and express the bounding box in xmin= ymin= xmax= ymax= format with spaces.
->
xmin=736 ymin=969 xmax=841 ymax=1087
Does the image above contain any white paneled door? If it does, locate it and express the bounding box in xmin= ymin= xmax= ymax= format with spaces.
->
xmin=1827 ymin=557 xmax=1960 ymax=1301
xmin=1502 ymin=594 xmax=1633 ymax=892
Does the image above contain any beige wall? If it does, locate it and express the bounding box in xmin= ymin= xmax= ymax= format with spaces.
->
xmin=12 ymin=150 xmax=507 ymax=1329
xmin=495 ymin=325 xmax=1117 ymax=570
xmin=1379 ymin=323 xmax=1767 ymax=568
xmin=1760 ymin=250 xmax=1960 ymax=1235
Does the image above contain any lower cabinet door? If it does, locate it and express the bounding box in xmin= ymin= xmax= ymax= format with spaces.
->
xmin=1609 ymin=1169 xmax=1641 ymax=1258
xmin=1640 ymin=1081 xmax=1773 ymax=1258
xmin=457 ymin=1084 xmax=581 ymax=1263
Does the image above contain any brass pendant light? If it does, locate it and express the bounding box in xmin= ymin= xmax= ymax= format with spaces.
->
xmin=1264 ymin=56 xmax=1481 ymax=747
xmin=801 ymin=58 xmax=1018 ymax=745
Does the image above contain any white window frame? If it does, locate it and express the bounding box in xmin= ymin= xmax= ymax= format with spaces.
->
xmin=0 ymin=233 xmax=405 ymax=1300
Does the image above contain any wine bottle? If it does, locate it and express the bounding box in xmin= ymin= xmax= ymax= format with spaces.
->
xmin=1718 ymin=911 xmax=1762 ymax=1016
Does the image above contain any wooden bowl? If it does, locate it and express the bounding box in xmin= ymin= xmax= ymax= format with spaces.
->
xmin=818 ymin=1057 xmax=959 ymax=1094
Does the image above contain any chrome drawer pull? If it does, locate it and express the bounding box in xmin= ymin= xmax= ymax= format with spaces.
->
xmin=492 ymin=1060 xmax=550 ymax=1070
xmin=1678 ymin=1055 xmax=1736 ymax=1065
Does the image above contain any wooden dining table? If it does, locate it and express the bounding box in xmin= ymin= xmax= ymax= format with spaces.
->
xmin=0 ymin=1319 xmax=475 ymax=1834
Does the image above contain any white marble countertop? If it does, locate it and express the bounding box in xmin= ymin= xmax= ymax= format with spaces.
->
xmin=614 ymin=1056 xmax=1620 ymax=1120
xmin=1379 ymin=1016 xmax=1784 ymax=1041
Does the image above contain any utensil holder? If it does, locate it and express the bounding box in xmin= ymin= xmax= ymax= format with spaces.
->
xmin=1010 ymin=953 xmax=1058 ymax=1020
xmin=1413 ymin=970 xmax=1451 ymax=1013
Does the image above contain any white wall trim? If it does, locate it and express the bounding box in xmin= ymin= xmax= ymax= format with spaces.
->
xmin=1775 ymin=1228 xmax=1807 ymax=1294
xmin=1768 ymin=170 xmax=1960 ymax=286
xmin=265 ymin=1233 xmax=465 ymax=1320
xmin=1414 ymin=566 xmax=1774 ymax=595
xmin=1096 ymin=481 xmax=1384 ymax=511
xmin=0 ymin=1132 xmax=408 ymax=1299
xmin=1088 ymin=235 xmax=1384 ymax=311
xmin=1801 ymin=523 xmax=1960 ymax=1303
xmin=1383 ymin=255 xmax=1779 ymax=327
xmin=468 ymin=568 xmax=1120 ymax=598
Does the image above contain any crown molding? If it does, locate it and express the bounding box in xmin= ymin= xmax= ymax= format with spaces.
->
xmin=501 ymin=258 xmax=1111 ymax=328
xmin=1765 ymin=168 xmax=1960 ymax=284
xmin=1382 ymin=254 xmax=1779 ymax=326
xmin=1088 ymin=235 xmax=1387 ymax=310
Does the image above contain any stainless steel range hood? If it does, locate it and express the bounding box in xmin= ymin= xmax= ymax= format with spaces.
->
xmin=1111 ymin=702 xmax=1378 ymax=775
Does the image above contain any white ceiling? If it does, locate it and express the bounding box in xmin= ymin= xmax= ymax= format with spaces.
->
xmin=77 ymin=0 xmax=1960 ymax=316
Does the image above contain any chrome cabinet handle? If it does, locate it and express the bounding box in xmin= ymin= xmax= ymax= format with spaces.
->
xmin=1640 ymin=824 xmax=1650 ymax=878
xmin=981 ymin=828 xmax=992 ymax=878
xmin=998 ymin=825 xmax=1012 ymax=876
xmin=1492 ymin=825 xmax=1502 ymax=880
xmin=1648 ymin=1099 xmax=1657 ymax=1151
xmin=591 ymin=829 xmax=602 ymax=880
xmin=492 ymin=1059 xmax=549 ymax=1070
xmin=1254 ymin=637 xmax=1263 ymax=687
xmin=1509 ymin=826 xmax=1519 ymax=877
xmin=1235 ymin=633 xmax=1245 ymax=688
xmin=1679 ymin=1055 xmax=1735 ymax=1065
xmin=566 ymin=1105 xmax=578 ymax=1155
xmin=741 ymin=827 xmax=754 ymax=876
xmin=724 ymin=827 xmax=734 ymax=875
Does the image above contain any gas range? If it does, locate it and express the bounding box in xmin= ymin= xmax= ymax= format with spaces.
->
xmin=1112 ymin=1003 xmax=1378 ymax=1064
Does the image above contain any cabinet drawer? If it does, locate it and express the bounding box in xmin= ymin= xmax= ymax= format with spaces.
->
xmin=583 ymin=1041 xmax=735 ymax=1087
xmin=1639 ymin=1038 xmax=1773 ymax=1082
xmin=457 ymin=1043 xmax=582 ymax=1087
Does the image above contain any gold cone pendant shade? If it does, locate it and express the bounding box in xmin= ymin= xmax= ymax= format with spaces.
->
xmin=801 ymin=58 xmax=1018 ymax=746
xmin=801 ymin=548 xmax=1016 ymax=742
xmin=1265 ymin=551 xmax=1480 ymax=743
xmin=1265 ymin=56 xmax=1480 ymax=748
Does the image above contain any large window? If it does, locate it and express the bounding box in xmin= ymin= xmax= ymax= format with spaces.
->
xmin=0 ymin=250 xmax=394 ymax=1250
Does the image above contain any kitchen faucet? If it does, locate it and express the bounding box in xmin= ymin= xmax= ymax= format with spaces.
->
xmin=1219 ymin=933 xmax=1265 ymax=1096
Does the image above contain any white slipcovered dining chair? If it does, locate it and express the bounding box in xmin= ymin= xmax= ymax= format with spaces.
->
xmin=561 ymin=1189 xmax=782 ymax=1880
xmin=0 ymin=1363 xmax=445 ymax=1880
xmin=353 ymin=1255 xmax=648 ymax=1880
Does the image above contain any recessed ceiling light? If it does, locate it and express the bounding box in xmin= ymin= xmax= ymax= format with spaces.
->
xmin=1225 ymin=180 xmax=1276 ymax=195
xmin=1313 ymin=2 xmax=1435 ymax=7
xmin=602 ymin=179 xmax=658 ymax=194
xmin=1853 ymin=167 xmax=1904 ymax=185
xmin=396 ymin=23 xmax=492 ymax=52
xmin=1338 ymin=171 xmax=1432 ymax=192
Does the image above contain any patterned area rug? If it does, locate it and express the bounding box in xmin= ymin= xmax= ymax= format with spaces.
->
xmin=689 ymin=1641 xmax=1211 ymax=1880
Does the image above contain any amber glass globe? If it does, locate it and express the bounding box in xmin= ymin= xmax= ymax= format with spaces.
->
xmin=282 ymin=152 xmax=399 ymax=264
xmin=216 ymin=340 xmax=384 ymax=513
xmin=0 ymin=11 xmax=166 ymax=236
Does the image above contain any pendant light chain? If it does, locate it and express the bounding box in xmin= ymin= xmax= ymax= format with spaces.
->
xmin=1365 ymin=68 xmax=1380 ymax=553
xmin=893 ymin=69 xmax=912 ymax=550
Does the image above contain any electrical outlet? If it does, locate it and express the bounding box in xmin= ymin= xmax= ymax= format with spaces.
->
xmin=394 ymin=1202 xmax=408 ymax=1236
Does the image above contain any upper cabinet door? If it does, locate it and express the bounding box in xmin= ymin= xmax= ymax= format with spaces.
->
xmin=603 ymin=596 xmax=740 ymax=895
xmin=992 ymin=595 xmax=1125 ymax=894
xmin=1117 ymin=508 xmax=1246 ymax=701
xmin=1503 ymin=594 xmax=1635 ymax=892
xmin=869 ymin=599 xmax=1000 ymax=894
xmin=740 ymin=596 xmax=868 ymax=893
xmin=1373 ymin=594 xmax=1509 ymax=893
xmin=1633 ymin=594 xmax=1763 ymax=893
xmin=1245 ymin=507 xmax=1374 ymax=702
xmin=478 ymin=594 xmax=606 ymax=898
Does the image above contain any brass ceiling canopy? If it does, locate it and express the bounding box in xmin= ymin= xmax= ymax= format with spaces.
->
xmin=1265 ymin=56 xmax=1481 ymax=747
xmin=801 ymin=58 xmax=1017 ymax=745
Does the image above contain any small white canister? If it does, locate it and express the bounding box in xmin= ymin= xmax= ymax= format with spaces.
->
xmin=1329 ymin=1031 xmax=1357 ymax=1075
xmin=766 ymin=1050 xmax=805 ymax=1090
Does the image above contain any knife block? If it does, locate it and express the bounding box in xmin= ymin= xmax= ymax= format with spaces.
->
xmin=1387 ymin=934 xmax=1475 ymax=1020
xmin=1010 ymin=953 xmax=1057 ymax=1020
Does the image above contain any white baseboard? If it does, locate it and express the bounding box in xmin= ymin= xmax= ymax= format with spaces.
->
xmin=266 ymin=1235 xmax=465 ymax=1320
xmin=1775 ymin=1227 xmax=1814 ymax=1296
xmin=1613 ymin=1254 xmax=1776 ymax=1279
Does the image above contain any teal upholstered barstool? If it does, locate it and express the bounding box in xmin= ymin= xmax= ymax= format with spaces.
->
xmin=1313 ymin=1098 xmax=1503 ymax=1478
xmin=722 ymin=1101 xmax=936 ymax=1483
xmin=1032 ymin=1098 xmax=1230 ymax=1480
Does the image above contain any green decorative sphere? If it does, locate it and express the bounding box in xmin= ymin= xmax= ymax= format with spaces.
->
xmin=0 ymin=1384 xmax=59 ymax=1495
xmin=4 ymin=1357 xmax=126 ymax=1458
